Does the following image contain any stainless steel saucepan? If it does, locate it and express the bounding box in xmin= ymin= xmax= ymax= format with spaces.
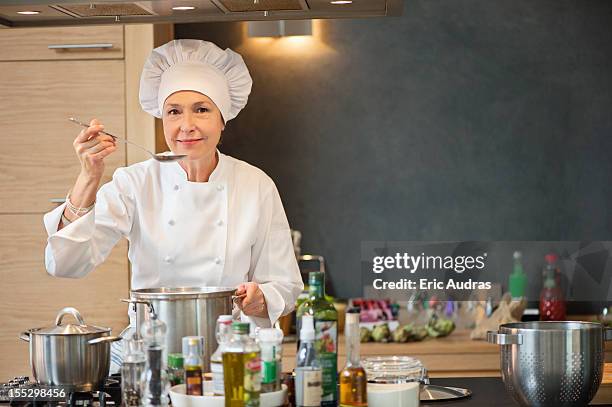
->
xmin=488 ymin=321 xmax=612 ymax=407
xmin=20 ymin=307 xmax=121 ymax=391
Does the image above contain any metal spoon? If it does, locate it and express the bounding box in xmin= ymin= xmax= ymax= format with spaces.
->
xmin=68 ymin=117 xmax=186 ymax=162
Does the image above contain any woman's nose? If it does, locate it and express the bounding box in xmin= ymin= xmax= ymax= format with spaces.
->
xmin=180 ymin=113 xmax=196 ymax=132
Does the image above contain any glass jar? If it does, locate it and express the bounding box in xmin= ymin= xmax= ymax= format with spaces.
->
xmin=362 ymin=356 xmax=428 ymax=384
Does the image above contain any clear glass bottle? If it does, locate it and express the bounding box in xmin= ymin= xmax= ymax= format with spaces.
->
xmin=295 ymin=315 xmax=322 ymax=407
xmin=258 ymin=327 xmax=284 ymax=393
xmin=184 ymin=338 xmax=203 ymax=396
xmin=141 ymin=316 xmax=169 ymax=407
xmin=121 ymin=335 xmax=146 ymax=407
xmin=296 ymin=272 xmax=338 ymax=407
xmin=222 ymin=322 xmax=261 ymax=407
xmin=211 ymin=315 xmax=233 ymax=396
xmin=339 ymin=310 xmax=367 ymax=407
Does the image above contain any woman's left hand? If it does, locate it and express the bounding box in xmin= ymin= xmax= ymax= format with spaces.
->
xmin=235 ymin=282 xmax=268 ymax=318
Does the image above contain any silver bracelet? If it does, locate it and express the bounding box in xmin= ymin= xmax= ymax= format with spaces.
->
xmin=66 ymin=192 xmax=95 ymax=217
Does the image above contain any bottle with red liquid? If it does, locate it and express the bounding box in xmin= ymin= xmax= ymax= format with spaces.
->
xmin=539 ymin=253 xmax=566 ymax=321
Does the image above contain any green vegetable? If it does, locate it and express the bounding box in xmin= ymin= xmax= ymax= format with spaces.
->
xmin=372 ymin=323 xmax=391 ymax=343
xmin=427 ymin=316 xmax=455 ymax=338
xmin=360 ymin=327 xmax=372 ymax=343
xmin=410 ymin=326 xmax=428 ymax=341
xmin=392 ymin=324 xmax=412 ymax=343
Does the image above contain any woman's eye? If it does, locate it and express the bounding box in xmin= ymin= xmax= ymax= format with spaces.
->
xmin=167 ymin=109 xmax=180 ymax=115
xmin=197 ymin=107 xmax=209 ymax=113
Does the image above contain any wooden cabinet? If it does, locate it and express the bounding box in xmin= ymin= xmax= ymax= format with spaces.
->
xmin=0 ymin=214 xmax=129 ymax=379
xmin=0 ymin=23 xmax=173 ymax=382
xmin=0 ymin=26 xmax=124 ymax=61
xmin=0 ymin=59 xmax=125 ymax=213
xmin=0 ymin=24 xmax=164 ymax=382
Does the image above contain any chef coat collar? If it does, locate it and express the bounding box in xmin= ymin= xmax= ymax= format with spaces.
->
xmin=170 ymin=149 xmax=226 ymax=184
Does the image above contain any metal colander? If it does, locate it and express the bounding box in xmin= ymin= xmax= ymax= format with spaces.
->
xmin=488 ymin=321 xmax=612 ymax=407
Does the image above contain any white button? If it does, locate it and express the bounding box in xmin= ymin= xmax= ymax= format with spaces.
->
xmin=214 ymin=257 xmax=222 ymax=265
xmin=216 ymin=219 xmax=224 ymax=226
xmin=216 ymin=184 xmax=224 ymax=191
xmin=164 ymin=256 xmax=173 ymax=264
xmin=168 ymin=219 xmax=175 ymax=226
xmin=174 ymin=185 xmax=179 ymax=191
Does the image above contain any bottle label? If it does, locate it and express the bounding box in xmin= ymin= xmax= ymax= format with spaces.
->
xmin=244 ymin=356 xmax=262 ymax=393
xmin=296 ymin=369 xmax=322 ymax=407
xmin=315 ymin=321 xmax=337 ymax=402
xmin=185 ymin=369 xmax=203 ymax=396
xmin=210 ymin=361 xmax=224 ymax=395
xmin=262 ymin=360 xmax=277 ymax=384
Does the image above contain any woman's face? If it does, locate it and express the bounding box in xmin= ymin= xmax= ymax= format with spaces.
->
xmin=162 ymin=90 xmax=225 ymax=161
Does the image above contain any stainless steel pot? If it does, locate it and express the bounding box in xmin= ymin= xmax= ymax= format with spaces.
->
xmin=20 ymin=307 xmax=121 ymax=391
xmin=487 ymin=321 xmax=612 ymax=407
xmin=129 ymin=287 xmax=234 ymax=371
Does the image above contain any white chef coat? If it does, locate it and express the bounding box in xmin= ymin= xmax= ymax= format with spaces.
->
xmin=43 ymin=151 xmax=303 ymax=327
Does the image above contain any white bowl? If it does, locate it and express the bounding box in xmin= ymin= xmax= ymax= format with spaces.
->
xmin=169 ymin=382 xmax=288 ymax=407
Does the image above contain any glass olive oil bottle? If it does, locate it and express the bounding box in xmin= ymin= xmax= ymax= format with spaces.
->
xmin=296 ymin=272 xmax=338 ymax=407
xmin=222 ymin=322 xmax=262 ymax=407
xmin=184 ymin=338 xmax=203 ymax=396
xmin=339 ymin=309 xmax=367 ymax=407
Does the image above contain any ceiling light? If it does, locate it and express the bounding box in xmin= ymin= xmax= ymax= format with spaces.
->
xmin=248 ymin=20 xmax=312 ymax=37
xmin=330 ymin=1 xmax=353 ymax=4
xmin=172 ymin=6 xmax=196 ymax=11
xmin=17 ymin=10 xmax=41 ymax=15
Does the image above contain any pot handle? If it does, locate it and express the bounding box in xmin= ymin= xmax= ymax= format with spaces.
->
xmin=487 ymin=331 xmax=523 ymax=345
xmin=19 ymin=331 xmax=30 ymax=342
xmin=88 ymin=336 xmax=122 ymax=345
xmin=120 ymin=298 xmax=157 ymax=318
xmin=55 ymin=307 xmax=85 ymax=326
xmin=605 ymin=327 xmax=612 ymax=341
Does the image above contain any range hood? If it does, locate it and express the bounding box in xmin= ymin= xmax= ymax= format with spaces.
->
xmin=0 ymin=0 xmax=403 ymax=27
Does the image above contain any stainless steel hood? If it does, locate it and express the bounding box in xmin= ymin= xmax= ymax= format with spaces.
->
xmin=0 ymin=0 xmax=403 ymax=27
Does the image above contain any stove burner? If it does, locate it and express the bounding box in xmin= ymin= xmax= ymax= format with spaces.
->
xmin=1 ymin=375 xmax=122 ymax=407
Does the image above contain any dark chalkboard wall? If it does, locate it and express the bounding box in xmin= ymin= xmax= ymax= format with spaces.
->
xmin=175 ymin=0 xmax=612 ymax=300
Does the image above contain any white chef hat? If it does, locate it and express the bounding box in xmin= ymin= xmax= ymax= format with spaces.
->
xmin=139 ymin=39 xmax=252 ymax=123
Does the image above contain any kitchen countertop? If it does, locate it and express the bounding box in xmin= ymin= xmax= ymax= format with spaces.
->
xmin=423 ymin=377 xmax=612 ymax=406
xmin=282 ymin=330 xmax=612 ymax=377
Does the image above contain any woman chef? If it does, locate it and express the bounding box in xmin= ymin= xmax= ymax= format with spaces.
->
xmin=43 ymin=39 xmax=303 ymax=337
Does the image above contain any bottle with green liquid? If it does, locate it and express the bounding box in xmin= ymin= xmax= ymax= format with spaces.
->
xmin=222 ymin=322 xmax=261 ymax=407
xmin=509 ymin=251 xmax=527 ymax=300
xmin=296 ymin=272 xmax=338 ymax=407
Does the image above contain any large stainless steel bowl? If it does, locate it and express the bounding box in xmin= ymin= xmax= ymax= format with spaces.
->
xmin=488 ymin=321 xmax=612 ymax=407
xmin=130 ymin=287 xmax=234 ymax=371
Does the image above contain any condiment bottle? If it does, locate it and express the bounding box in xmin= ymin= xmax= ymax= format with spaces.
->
xmin=295 ymin=315 xmax=322 ymax=407
xmin=184 ymin=338 xmax=204 ymax=396
xmin=258 ymin=327 xmax=284 ymax=393
xmin=211 ymin=315 xmax=233 ymax=396
xmin=222 ymin=322 xmax=261 ymax=407
xmin=339 ymin=309 xmax=367 ymax=407
xmin=509 ymin=251 xmax=527 ymax=300
xmin=296 ymin=272 xmax=338 ymax=407
xmin=167 ymin=353 xmax=184 ymax=387
xmin=539 ymin=253 xmax=566 ymax=321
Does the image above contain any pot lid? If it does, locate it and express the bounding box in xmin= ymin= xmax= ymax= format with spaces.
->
xmin=34 ymin=307 xmax=110 ymax=335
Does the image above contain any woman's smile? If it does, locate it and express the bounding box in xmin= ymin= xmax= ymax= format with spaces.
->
xmin=177 ymin=136 xmax=207 ymax=146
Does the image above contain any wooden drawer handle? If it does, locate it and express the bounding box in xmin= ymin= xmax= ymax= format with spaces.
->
xmin=50 ymin=198 xmax=66 ymax=204
xmin=48 ymin=43 xmax=114 ymax=50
